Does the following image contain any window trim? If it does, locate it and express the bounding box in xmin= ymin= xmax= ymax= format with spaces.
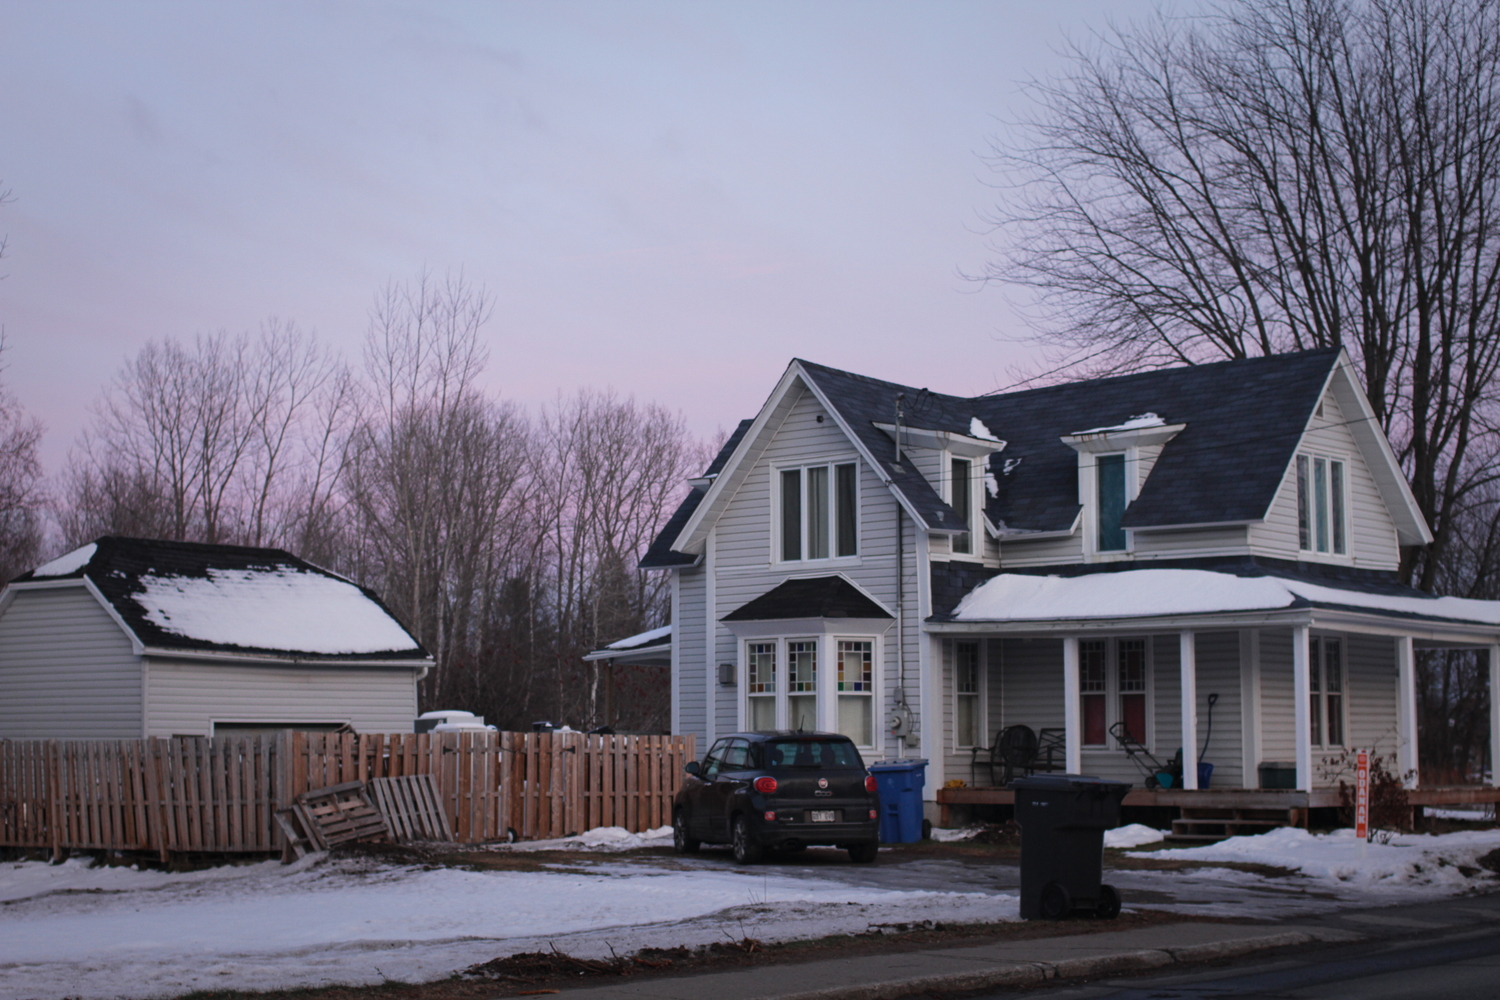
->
xmin=1080 ymin=450 xmax=1139 ymax=561
xmin=773 ymin=459 xmax=862 ymax=565
xmin=1309 ymin=634 xmax=1347 ymax=750
xmin=1076 ymin=636 xmax=1155 ymax=751
xmin=739 ymin=632 xmax=883 ymax=750
xmin=1295 ymin=451 xmax=1351 ymax=561
xmin=953 ymin=639 xmax=986 ymax=750
xmin=944 ymin=453 xmax=983 ymax=561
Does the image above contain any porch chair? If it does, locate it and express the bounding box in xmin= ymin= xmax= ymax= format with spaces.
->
xmin=971 ymin=724 xmax=1041 ymax=786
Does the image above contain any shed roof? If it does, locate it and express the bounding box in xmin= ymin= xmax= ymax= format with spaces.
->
xmin=9 ymin=537 xmax=429 ymax=663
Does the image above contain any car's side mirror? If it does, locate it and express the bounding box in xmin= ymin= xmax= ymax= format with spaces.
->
xmin=684 ymin=760 xmax=701 ymax=776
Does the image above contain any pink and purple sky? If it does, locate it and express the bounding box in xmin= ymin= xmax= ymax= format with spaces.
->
xmin=0 ymin=1 xmax=1184 ymax=473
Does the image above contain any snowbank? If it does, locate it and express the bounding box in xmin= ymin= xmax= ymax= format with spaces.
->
xmin=498 ymin=825 xmax=673 ymax=851
xmin=1104 ymin=824 xmax=1166 ymax=849
xmin=1133 ymin=826 xmax=1500 ymax=890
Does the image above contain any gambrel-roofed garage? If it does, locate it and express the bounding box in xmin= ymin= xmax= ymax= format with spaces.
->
xmin=0 ymin=537 xmax=432 ymax=738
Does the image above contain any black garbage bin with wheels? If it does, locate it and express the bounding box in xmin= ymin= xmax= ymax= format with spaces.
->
xmin=1011 ymin=773 xmax=1130 ymax=920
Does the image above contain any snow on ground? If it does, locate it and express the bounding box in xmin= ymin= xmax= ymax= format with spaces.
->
xmin=0 ymin=851 xmax=1017 ymax=1000
xmin=1104 ymin=824 xmax=1166 ymax=849
xmin=498 ymin=825 xmax=674 ymax=851
xmin=1133 ymin=826 xmax=1500 ymax=893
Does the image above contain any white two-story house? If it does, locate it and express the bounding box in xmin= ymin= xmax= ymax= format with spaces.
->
xmin=641 ymin=348 xmax=1500 ymax=828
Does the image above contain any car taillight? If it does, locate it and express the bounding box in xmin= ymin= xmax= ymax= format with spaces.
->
xmin=754 ymin=776 xmax=778 ymax=794
xmin=864 ymin=775 xmax=878 ymax=793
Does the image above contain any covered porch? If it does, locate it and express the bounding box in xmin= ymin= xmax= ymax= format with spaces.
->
xmin=927 ymin=568 xmax=1500 ymax=833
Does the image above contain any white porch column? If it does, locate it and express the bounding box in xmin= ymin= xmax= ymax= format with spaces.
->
xmin=1180 ymin=632 xmax=1199 ymax=790
xmin=1397 ymin=635 xmax=1419 ymax=789
xmin=1293 ymin=625 xmax=1312 ymax=792
xmin=1063 ymin=637 xmax=1081 ymax=774
xmin=1491 ymin=645 xmax=1500 ymax=788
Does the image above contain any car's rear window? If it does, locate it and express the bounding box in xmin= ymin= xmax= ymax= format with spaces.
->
xmin=759 ymin=739 xmax=863 ymax=769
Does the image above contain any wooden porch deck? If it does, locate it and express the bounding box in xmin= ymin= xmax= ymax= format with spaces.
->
xmin=935 ymin=784 xmax=1500 ymax=831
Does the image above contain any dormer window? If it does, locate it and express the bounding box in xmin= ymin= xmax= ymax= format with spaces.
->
xmin=1297 ymin=454 xmax=1346 ymax=556
xmin=1096 ymin=454 xmax=1127 ymax=551
xmin=951 ymin=458 xmax=973 ymax=554
xmin=778 ymin=462 xmax=858 ymax=562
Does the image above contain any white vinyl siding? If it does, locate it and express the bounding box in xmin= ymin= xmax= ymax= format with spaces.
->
xmin=0 ymin=586 xmax=143 ymax=739
xmin=143 ymin=657 xmax=419 ymax=737
xmin=1258 ymin=628 xmax=1297 ymax=770
xmin=1345 ymin=633 xmax=1400 ymax=762
xmin=1131 ymin=526 xmax=1251 ymax=559
xmin=1250 ymin=391 xmax=1401 ymax=570
xmin=704 ymin=384 xmax=911 ymax=758
xmin=1191 ymin=632 xmax=1244 ymax=789
xmin=676 ymin=566 xmax=709 ymax=747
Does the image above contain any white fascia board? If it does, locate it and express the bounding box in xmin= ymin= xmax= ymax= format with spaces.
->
xmin=582 ymin=643 xmax=672 ymax=662
xmin=925 ymin=607 xmax=1315 ymax=635
xmin=1324 ymin=353 xmax=1433 ymax=546
xmin=993 ymin=508 xmax=1083 ymax=541
xmin=1127 ymin=519 xmax=1260 ymax=533
xmin=1061 ymin=423 xmax=1187 ymax=453
xmin=676 ymin=361 xmax=805 ymax=554
xmin=797 ymin=372 xmax=942 ymax=530
xmin=1 ymin=577 xmax=148 ymax=655
xmin=679 ymin=361 xmax=941 ymax=550
xmin=723 ymin=617 xmax=896 ymax=639
xmin=141 ymin=647 xmax=434 ymax=669
xmin=871 ymin=422 xmax=1007 ymax=458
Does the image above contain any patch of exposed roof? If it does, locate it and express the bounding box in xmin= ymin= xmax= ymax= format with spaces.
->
xmin=722 ymin=576 xmax=892 ymax=622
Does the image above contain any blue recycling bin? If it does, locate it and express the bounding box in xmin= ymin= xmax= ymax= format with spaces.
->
xmin=868 ymin=759 xmax=928 ymax=843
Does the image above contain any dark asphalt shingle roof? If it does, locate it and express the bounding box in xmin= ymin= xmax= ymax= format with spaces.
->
xmin=804 ymin=348 xmax=1339 ymax=533
xmin=722 ymin=576 xmax=893 ymax=622
xmin=642 ymin=349 xmax=1341 ymax=562
xmin=10 ymin=536 xmax=429 ymax=662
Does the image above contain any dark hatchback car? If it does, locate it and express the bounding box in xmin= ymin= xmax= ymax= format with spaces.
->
xmin=673 ymin=731 xmax=881 ymax=864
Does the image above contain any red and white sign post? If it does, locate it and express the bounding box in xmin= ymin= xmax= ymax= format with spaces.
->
xmin=1355 ymin=749 xmax=1370 ymax=841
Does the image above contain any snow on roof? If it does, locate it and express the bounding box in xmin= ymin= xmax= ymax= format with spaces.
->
xmin=30 ymin=544 xmax=96 ymax=578
xmin=1070 ymin=412 xmax=1168 ymax=436
xmin=605 ymin=624 xmax=672 ymax=650
xmin=969 ymin=417 xmax=1001 ymax=442
xmin=138 ymin=566 xmax=422 ymax=655
xmin=950 ymin=568 xmax=1500 ymax=627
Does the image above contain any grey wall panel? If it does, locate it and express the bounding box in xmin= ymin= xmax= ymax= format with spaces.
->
xmin=1343 ymin=632 xmax=1400 ymax=764
xmin=0 ymin=586 xmax=143 ymax=738
xmin=1259 ymin=628 xmax=1296 ymax=765
xmin=676 ymin=567 xmax=708 ymax=746
xmin=1192 ymin=631 xmax=1244 ymax=789
xmin=143 ymin=658 xmax=418 ymax=737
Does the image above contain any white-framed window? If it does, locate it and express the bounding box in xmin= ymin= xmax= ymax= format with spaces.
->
xmin=787 ymin=639 xmax=819 ymax=731
xmin=747 ymin=641 xmax=777 ymax=731
xmin=954 ymin=640 xmax=983 ymax=749
xmin=778 ymin=461 xmax=859 ymax=562
xmin=739 ymin=633 xmax=882 ymax=748
xmin=1296 ymin=454 xmax=1347 ymax=556
xmin=1096 ymin=452 xmax=1128 ymax=552
xmin=949 ymin=457 xmax=978 ymax=556
xmin=1078 ymin=637 xmax=1153 ymax=749
xmin=1309 ymin=636 xmax=1345 ymax=748
xmin=837 ymin=640 xmax=874 ymax=746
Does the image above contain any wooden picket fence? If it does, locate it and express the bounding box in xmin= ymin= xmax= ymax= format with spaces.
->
xmin=0 ymin=730 xmax=694 ymax=858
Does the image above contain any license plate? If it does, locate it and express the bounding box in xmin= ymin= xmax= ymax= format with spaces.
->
xmin=809 ymin=810 xmax=838 ymax=823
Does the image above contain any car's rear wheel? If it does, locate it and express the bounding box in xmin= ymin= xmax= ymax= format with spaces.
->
xmin=673 ymin=809 xmax=700 ymax=854
xmin=1096 ymin=883 xmax=1121 ymax=919
xmin=846 ymin=841 xmax=878 ymax=864
xmin=731 ymin=814 xmax=762 ymax=864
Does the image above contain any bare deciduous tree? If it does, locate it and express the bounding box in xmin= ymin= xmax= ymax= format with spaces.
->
xmin=987 ymin=0 xmax=1500 ymax=594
